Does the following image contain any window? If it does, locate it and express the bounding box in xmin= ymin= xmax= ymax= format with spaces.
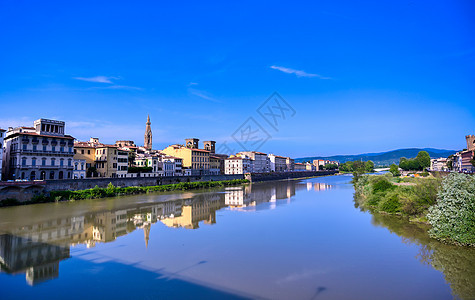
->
xmin=33 ymin=145 xmax=37 ymax=151
xmin=51 ymin=159 xmax=55 ymax=166
xmin=88 ymin=150 xmax=90 ymax=154
xmin=23 ymin=144 xmax=27 ymax=151
xmin=75 ymin=163 xmax=78 ymax=170
xmin=60 ymin=146 xmax=64 ymax=152
xmin=60 ymin=159 xmax=64 ymax=167
xmin=43 ymin=145 xmax=47 ymax=151
xmin=81 ymin=149 xmax=84 ymax=154
xmin=32 ymin=157 xmax=36 ymax=166
xmin=22 ymin=157 xmax=27 ymax=166
xmin=68 ymin=159 xmax=72 ymax=167
xmin=52 ymin=146 xmax=56 ymax=152
xmin=42 ymin=158 xmax=46 ymax=166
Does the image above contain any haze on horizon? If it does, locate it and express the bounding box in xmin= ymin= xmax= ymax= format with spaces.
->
xmin=0 ymin=0 xmax=474 ymax=158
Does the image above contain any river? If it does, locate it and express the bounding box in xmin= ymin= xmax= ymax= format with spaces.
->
xmin=0 ymin=174 xmax=474 ymax=299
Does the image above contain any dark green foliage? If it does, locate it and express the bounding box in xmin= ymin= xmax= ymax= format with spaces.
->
xmin=323 ymin=163 xmax=338 ymax=170
xmin=0 ymin=198 xmax=20 ymax=207
xmin=365 ymin=160 xmax=375 ymax=172
xmin=399 ymin=151 xmax=431 ymax=171
xmin=43 ymin=179 xmax=249 ymax=203
xmin=379 ymin=192 xmax=401 ymax=213
xmin=371 ymin=177 xmax=394 ymax=193
xmin=389 ymin=164 xmax=400 ymax=176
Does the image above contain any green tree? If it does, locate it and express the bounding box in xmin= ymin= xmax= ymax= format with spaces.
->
xmin=416 ymin=151 xmax=431 ymax=170
xmin=365 ymin=160 xmax=375 ymax=172
xmin=389 ymin=163 xmax=400 ymax=176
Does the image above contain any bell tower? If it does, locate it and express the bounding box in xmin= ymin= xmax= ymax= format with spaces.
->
xmin=144 ymin=115 xmax=152 ymax=150
xmin=466 ymin=135 xmax=475 ymax=151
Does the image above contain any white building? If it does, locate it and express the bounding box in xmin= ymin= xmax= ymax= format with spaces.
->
xmin=430 ymin=158 xmax=448 ymax=172
xmin=73 ymin=159 xmax=86 ymax=179
xmin=268 ymin=154 xmax=287 ymax=172
xmin=2 ymin=119 xmax=75 ymax=181
xmin=237 ymin=151 xmax=269 ymax=173
xmin=117 ymin=148 xmax=129 ymax=177
xmin=225 ymin=156 xmax=251 ymax=175
xmin=0 ymin=128 xmax=5 ymax=181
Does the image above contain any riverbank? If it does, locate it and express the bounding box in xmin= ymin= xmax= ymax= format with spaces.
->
xmin=0 ymin=179 xmax=249 ymax=207
xmin=353 ymin=173 xmax=475 ymax=247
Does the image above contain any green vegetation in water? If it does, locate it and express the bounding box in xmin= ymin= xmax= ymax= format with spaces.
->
xmin=354 ymin=172 xmax=475 ymax=247
xmin=18 ymin=179 xmax=248 ymax=206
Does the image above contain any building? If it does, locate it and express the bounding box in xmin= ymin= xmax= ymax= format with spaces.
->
xmin=294 ymin=162 xmax=306 ymax=171
xmin=162 ymin=139 xmax=210 ymax=175
xmin=430 ymin=158 xmax=448 ymax=172
xmin=268 ymin=154 xmax=287 ymax=172
xmin=306 ymin=162 xmax=316 ymax=171
xmin=117 ymin=148 xmax=129 ymax=177
xmin=285 ymin=157 xmax=294 ymax=172
xmin=74 ymin=139 xmax=97 ymax=174
xmin=225 ymin=156 xmax=251 ymax=174
xmin=2 ymin=119 xmax=75 ymax=180
xmin=95 ymin=144 xmax=118 ymax=178
xmin=73 ymin=159 xmax=86 ymax=179
xmin=144 ymin=115 xmax=152 ymax=150
xmin=0 ymin=128 xmax=5 ymax=181
xmin=460 ymin=135 xmax=475 ymax=173
xmin=237 ymin=151 xmax=270 ymax=173
xmin=209 ymin=155 xmax=222 ymax=175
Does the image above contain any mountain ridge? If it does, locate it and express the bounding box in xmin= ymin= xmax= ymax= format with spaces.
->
xmin=295 ymin=148 xmax=457 ymax=166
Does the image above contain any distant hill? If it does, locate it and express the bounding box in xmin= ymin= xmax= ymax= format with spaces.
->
xmin=295 ymin=148 xmax=457 ymax=167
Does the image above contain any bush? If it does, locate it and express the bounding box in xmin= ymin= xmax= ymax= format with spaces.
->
xmin=379 ymin=191 xmax=401 ymax=213
xmin=427 ymin=173 xmax=475 ymax=246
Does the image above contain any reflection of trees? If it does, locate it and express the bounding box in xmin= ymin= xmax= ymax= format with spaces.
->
xmin=371 ymin=213 xmax=475 ymax=299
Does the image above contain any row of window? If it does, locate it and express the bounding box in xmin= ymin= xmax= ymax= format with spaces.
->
xmin=19 ymin=144 xmax=73 ymax=153
xmin=20 ymin=157 xmax=73 ymax=167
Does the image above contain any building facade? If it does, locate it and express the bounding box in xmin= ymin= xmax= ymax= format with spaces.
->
xmin=237 ymin=151 xmax=270 ymax=173
xmin=268 ymin=154 xmax=287 ymax=172
xmin=162 ymin=141 xmax=210 ymax=175
xmin=0 ymin=128 xmax=5 ymax=181
xmin=73 ymin=159 xmax=86 ymax=179
xmin=225 ymin=156 xmax=251 ymax=175
xmin=2 ymin=119 xmax=75 ymax=180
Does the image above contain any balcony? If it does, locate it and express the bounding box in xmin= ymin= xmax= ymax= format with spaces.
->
xmin=95 ymin=156 xmax=107 ymax=162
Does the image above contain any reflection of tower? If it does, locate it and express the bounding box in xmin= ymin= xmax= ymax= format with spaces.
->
xmin=144 ymin=115 xmax=153 ymax=150
xmin=143 ymin=224 xmax=150 ymax=248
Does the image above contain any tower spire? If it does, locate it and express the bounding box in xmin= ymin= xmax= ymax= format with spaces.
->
xmin=144 ymin=115 xmax=152 ymax=150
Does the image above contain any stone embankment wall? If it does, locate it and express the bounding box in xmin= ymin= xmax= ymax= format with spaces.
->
xmin=245 ymin=170 xmax=338 ymax=182
xmin=44 ymin=174 xmax=244 ymax=192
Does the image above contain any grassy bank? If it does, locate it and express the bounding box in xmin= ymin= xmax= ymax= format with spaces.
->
xmin=1 ymin=179 xmax=249 ymax=207
xmin=353 ymin=173 xmax=475 ymax=247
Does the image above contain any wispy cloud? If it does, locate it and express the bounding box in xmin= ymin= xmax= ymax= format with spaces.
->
xmin=90 ymin=85 xmax=143 ymax=91
xmin=270 ymin=65 xmax=331 ymax=79
xmin=73 ymin=76 xmax=119 ymax=84
xmin=188 ymin=82 xmax=198 ymax=86
xmin=188 ymin=88 xmax=220 ymax=103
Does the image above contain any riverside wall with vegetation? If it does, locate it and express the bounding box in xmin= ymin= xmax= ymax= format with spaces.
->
xmin=0 ymin=179 xmax=249 ymax=207
xmin=353 ymin=172 xmax=475 ymax=247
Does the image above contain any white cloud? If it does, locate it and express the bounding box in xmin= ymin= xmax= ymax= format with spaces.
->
xmin=189 ymin=88 xmax=220 ymax=103
xmin=270 ymin=65 xmax=331 ymax=79
xmin=73 ymin=76 xmax=119 ymax=84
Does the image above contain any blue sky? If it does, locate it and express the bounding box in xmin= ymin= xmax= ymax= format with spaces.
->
xmin=0 ymin=0 xmax=474 ymax=157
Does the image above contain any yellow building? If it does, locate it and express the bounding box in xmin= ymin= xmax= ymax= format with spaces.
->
xmin=73 ymin=141 xmax=96 ymax=171
xmin=162 ymin=144 xmax=210 ymax=175
xmin=95 ymin=145 xmax=118 ymax=178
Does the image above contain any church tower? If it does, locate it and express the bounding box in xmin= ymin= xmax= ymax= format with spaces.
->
xmin=144 ymin=115 xmax=152 ymax=150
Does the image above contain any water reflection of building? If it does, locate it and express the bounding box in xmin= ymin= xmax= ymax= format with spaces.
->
xmin=161 ymin=193 xmax=225 ymax=229
xmin=0 ymin=234 xmax=70 ymax=285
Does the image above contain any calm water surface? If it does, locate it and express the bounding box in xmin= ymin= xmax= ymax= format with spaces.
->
xmin=0 ymin=175 xmax=474 ymax=299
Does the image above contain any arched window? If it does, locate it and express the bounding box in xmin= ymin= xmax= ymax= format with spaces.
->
xmin=51 ymin=158 xmax=55 ymax=166
xmin=50 ymin=171 xmax=55 ymax=179
xmin=68 ymin=159 xmax=72 ymax=167
xmin=40 ymin=171 xmax=46 ymax=180
xmin=22 ymin=157 xmax=27 ymax=166
xmin=60 ymin=159 xmax=64 ymax=167
xmin=30 ymin=171 xmax=36 ymax=180
xmin=59 ymin=171 xmax=63 ymax=179
xmin=32 ymin=157 xmax=37 ymax=166
xmin=42 ymin=157 xmax=47 ymax=166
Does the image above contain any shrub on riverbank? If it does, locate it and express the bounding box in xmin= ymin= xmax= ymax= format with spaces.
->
xmin=354 ymin=173 xmax=441 ymax=218
xmin=427 ymin=173 xmax=475 ymax=246
xmin=32 ymin=179 xmax=249 ymax=203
